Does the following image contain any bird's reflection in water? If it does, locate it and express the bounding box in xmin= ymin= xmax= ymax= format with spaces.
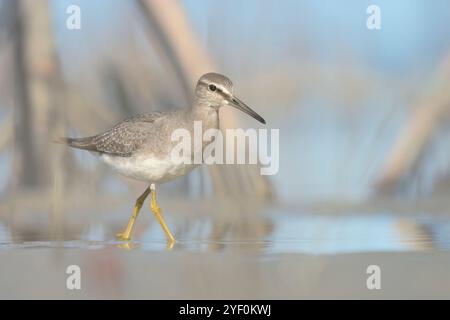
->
xmin=116 ymin=241 xmax=140 ymax=250
xmin=139 ymin=197 xmax=275 ymax=253
xmin=140 ymin=212 xmax=450 ymax=254
xmin=2 ymin=212 xmax=450 ymax=254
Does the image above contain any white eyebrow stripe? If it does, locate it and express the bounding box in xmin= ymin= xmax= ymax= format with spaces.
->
xmin=218 ymin=86 xmax=231 ymax=96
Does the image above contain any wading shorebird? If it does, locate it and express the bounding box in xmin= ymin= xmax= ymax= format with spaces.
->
xmin=57 ymin=73 xmax=265 ymax=245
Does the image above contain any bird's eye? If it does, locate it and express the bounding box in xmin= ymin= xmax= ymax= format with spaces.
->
xmin=208 ymin=84 xmax=217 ymax=92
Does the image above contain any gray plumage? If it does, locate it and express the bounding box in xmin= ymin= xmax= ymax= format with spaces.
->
xmin=56 ymin=72 xmax=265 ymax=183
xmin=59 ymin=113 xmax=164 ymax=157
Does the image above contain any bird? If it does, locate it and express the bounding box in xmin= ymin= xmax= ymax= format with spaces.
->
xmin=57 ymin=73 xmax=266 ymax=245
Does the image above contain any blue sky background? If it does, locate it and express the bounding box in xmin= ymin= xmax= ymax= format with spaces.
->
xmin=49 ymin=0 xmax=450 ymax=76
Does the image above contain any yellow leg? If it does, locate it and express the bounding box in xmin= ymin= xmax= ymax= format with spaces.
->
xmin=150 ymin=184 xmax=175 ymax=246
xmin=116 ymin=187 xmax=150 ymax=241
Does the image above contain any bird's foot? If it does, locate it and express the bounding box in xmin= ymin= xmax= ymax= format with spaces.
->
xmin=166 ymin=239 xmax=175 ymax=250
xmin=116 ymin=232 xmax=131 ymax=241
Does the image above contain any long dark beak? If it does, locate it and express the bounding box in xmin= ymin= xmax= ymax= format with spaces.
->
xmin=228 ymin=95 xmax=266 ymax=124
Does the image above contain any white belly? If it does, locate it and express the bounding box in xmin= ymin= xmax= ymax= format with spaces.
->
xmin=99 ymin=154 xmax=198 ymax=183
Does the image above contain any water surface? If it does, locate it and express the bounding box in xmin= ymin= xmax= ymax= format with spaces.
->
xmin=1 ymin=212 xmax=449 ymax=254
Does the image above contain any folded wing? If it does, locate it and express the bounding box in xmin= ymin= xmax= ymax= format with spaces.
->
xmin=56 ymin=113 xmax=163 ymax=157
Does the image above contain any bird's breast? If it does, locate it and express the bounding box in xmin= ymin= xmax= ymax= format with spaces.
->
xmin=99 ymin=153 xmax=198 ymax=184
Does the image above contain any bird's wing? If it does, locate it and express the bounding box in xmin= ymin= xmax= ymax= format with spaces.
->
xmin=60 ymin=113 xmax=164 ymax=156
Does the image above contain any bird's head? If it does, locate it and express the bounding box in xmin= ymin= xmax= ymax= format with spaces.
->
xmin=195 ymin=72 xmax=266 ymax=124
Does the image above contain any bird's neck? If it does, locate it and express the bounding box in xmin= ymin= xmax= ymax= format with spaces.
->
xmin=190 ymin=104 xmax=220 ymax=130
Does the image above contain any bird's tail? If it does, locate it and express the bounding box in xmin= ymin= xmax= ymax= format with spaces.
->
xmin=53 ymin=136 xmax=97 ymax=152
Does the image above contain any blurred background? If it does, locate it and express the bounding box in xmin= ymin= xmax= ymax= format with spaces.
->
xmin=1 ymin=0 xmax=450 ymax=299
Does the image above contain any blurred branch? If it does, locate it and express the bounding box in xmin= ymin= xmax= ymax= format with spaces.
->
xmin=0 ymin=0 xmax=12 ymax=46
xmin=376 ymin=56 xmax=450 ymax=193
xmin=0 ymin=114 xmax=13 ymax=152
xmin=101 ymin=65 xmax=136 ymax=117
xmin=10 ymin=0 xmax=38 ymax=187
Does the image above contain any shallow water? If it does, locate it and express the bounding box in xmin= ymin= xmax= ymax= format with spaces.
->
xmin=1 ymin=210 xmax=450 ymax=299
xmin=1 ymin=212 xmax=449 ymax=254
